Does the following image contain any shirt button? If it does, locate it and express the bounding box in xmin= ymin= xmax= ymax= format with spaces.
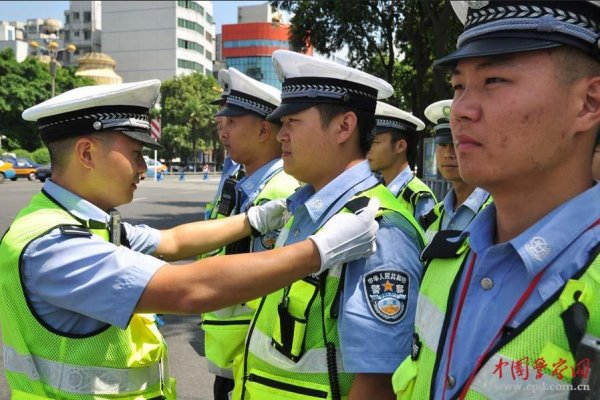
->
xmin=293 ymin=229 xmax=300 ymax=237
xmin=447 ymin=375 xmax=456 ymax=389
xmin=480 ymin=277 xmax=494 ymax=290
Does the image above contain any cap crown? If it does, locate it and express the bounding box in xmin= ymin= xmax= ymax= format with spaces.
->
xmin=375 ymin=101 xmax=425 ymax=132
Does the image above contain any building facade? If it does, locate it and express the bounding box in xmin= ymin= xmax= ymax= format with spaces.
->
xmin=102 ymin=0 xmax=215 ymax=83
xmin=63 ymin=1 xmax=102 ymax=66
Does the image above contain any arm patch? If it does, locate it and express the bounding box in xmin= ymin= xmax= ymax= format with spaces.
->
xmin=59 ymin=225 xmax=92 ymax=238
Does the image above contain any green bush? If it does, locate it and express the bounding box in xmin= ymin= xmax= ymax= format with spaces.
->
xmin=13 ymin=149 xmax=33 ymax=159
xmin=31 ymin=148 xmax=50 ymax=165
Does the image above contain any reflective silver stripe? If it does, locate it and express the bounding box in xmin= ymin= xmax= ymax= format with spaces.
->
xmin=415 ymin=294 xmax=444 ymax=352
xmin=4 ymin=345 xmax=163 ymax=395
xmin=206 ymin=359 xmax=234 ymax=379
xmin=248 ymin=327 xmax=343 ymax=374
xmin=471 ymin=353 xmax=568 ymax=400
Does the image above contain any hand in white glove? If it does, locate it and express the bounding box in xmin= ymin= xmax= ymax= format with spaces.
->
xmin=246 ymin=199 xmax=289 ymax=235
xmin=309 ymin=197 xmax=380 ymax=274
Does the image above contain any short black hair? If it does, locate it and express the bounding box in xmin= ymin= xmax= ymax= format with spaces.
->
xmin=314 ymin=103 xmax=376 ymax=155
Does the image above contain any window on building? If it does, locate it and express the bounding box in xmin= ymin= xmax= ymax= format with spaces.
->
xmin=65 ymin=13 xmax=70 ymax=24
xmin=177 ymin=58 xmax=204 ymax=73
xmin=74 ymin=30 xmax=80 ymax=37
xmin=84 ymin=11 xmax=91 ymax=22
xmin=205 ymin=50 xmax=212 ymax=60
xmin=206 ymin=31 xmax=213 ymax=43
xmin=84 ymin=30 xmax=91 ymax=40
xmin=178 ymin=0 xmax=205 ymax=15
xmin=64 ymin=30 xmax=70 ymax=41
xmin=73 ymin=12 xmax=80 ymax=20
xmin=223 ymin=39 xmax=289 ymax=49
xmin=206 ymin=13 xmax=214 ymax=25
xmin=177 ymin=18 xmax=204 ymax=35
xmin=177 ymin=38 xmax=204 ymax=54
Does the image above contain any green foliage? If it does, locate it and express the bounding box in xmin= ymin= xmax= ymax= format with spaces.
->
xmin=0 ymin=48 xmax=94 ymax=152
xmin=159 ymin=72 xmax=222 ymax=165
xmin=31 ymin=147 xmax=50 ymax=164
xmin=12 ymin=148 xmax=33 ymax=159
xmin=275 ymin=0 xmax=461 ymax=118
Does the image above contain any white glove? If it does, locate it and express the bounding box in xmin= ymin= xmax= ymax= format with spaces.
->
xmin=246 ymin=199 xmax=289 ymax=235
xmin=309 ymin=198 xmax=380 ymax=274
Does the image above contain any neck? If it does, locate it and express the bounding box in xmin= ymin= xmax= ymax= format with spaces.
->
xmin=451 ymin=181 xmax=477 ymax=210
xmin=242 ymin=152 xmax=279 ymax=177
xmin=491 ymin=169 xmax=592 ymax=243
xmin=382 ymin=161 xmax=409 ymax=186
xmin=311 ymin=158 xmax=363 ymax=192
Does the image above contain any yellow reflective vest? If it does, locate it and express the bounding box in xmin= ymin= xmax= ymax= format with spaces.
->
xmin=392 ymin=233 xmax=600 ymax=399
xmin=0 ymin=191 xmax=175 ymax=399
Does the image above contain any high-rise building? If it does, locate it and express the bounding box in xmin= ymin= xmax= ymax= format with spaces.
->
xmin=63 ymin=1 xmax=102 ymax=66
xmin=221 ymin=2 xmax=304 ymax=89
xmin=0 ymin=21 xmax=28 ymax=61
xmin=102 ymin=1 xmax=216 ymax=83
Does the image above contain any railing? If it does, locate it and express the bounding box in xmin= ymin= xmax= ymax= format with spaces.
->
xmin=423 ymin=178 xmax=452 ymax=201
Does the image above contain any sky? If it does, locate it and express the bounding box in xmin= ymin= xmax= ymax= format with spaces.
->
xmin=0 ymin=1 xmax=266 ymax=33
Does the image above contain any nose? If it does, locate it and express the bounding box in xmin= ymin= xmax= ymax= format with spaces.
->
xmin=451 ymin=90 xmax=481 ymax=129
xmin=276 ymin=124 xmax=288 ymax=143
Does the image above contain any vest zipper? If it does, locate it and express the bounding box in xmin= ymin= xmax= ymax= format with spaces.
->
xmin=247 ymin=373 xmax=328 ymax=398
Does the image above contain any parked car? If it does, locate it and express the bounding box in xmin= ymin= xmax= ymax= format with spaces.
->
xmin=35 ymin=164 xmax=52 ymax=182
xmin=0 ymin=160 xmax=16 ymax=184
xmin=0 ymin=156 xmax=40 ymax=181
xmin=143 ymin=156 xmax=167 ymax=179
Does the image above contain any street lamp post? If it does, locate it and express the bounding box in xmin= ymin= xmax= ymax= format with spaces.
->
xmin=29 ymin=40 xmax=77 ymax=97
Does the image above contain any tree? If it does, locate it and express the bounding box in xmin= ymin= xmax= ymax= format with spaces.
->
xmin=0 ymin=48 xmax=94 ymax=151
xmin=159 ymin=72 xmax=222 ymax=169
xmin=275 ymin=0 xmax=461 ymax=118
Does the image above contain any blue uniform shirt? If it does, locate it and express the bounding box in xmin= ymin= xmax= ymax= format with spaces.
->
xmin=284 ymin=161 xmax=423 ymax=373
xmin=387 ymin=165 xmax=436 ymax=220
xmin=440 ymin=187 xmax=490 ymax=231
xmin=22 ymin=180 xmax=165 ymax=335
xmin=434 ymin=183 xmax=600 ymax=399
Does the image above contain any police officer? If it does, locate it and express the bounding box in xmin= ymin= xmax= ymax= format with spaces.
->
xmin=233 ymin=50 xmax=425 ymax=400
xmin=393 ymin=1 xmax=600 ymax=399
xmin=0 ymin=79 xmax=381 ymax=399
xmin=202 ymin=67 xmax=300 ymax=400
xmin=367 ymin=101 xmax=437 ymax=223
xmin=420 ymin=99 xmax=491 ymax=242
xmin=206 ymin=69 xmax=242 ymax=220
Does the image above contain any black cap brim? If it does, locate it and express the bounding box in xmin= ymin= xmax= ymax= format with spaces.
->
xmin=434 ymin=37 xmax=562 ymax=68
xmin=266 ymin=102 xmax=315 ymax=123
xmin=210 ymin=97 xmax=226 ymax=106
xmin=119 ymin=129 xmax=163 ymax=150
xmin=434 ymin=134 xmax=453 ymax=145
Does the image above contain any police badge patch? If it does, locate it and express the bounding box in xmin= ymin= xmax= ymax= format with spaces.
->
xmin=363 ymin=270 xmax=409 ymax=324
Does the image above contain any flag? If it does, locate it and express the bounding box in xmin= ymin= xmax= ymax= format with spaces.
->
xmin=151 ymin=118 xmax=161 ymax=142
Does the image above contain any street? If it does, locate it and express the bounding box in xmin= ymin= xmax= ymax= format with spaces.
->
xmin=0 ymin=175 xmax=222 ymax=400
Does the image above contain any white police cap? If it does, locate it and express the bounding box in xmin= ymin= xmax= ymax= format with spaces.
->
xmin=268 ymin=50 xmax=394 ymax=121
xmin=215 ymin=68 xmax=281 ymax=119
xmin=424 ymin=99 xmax=453 ymax=145
xmin=374 ymin=102 xmax=425 ymax=137
xmin=23 ymin=79 xmax=162 ymax=149
xmin=210 ymin=69 xmax=231 ymax=106
xmin=436 ymin=1 xmax=600 ymax=67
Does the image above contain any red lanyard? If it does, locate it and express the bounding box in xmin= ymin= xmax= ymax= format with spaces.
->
xmin=442 ymin=217 xmax=600 ymax=400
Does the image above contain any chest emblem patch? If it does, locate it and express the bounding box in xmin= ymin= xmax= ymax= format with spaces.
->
xmin=363 ymin=270 xmax=409 ymax=324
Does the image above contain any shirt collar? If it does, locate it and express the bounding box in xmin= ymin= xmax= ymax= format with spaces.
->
xmin=386 ymin=165 xmax=413 ymax=196
xmin=238 ymin=158 xmax=282 ymax=199
xmin=468 ymin=183 xmax=600 ymax=278
xmin=287 ymin=160 xmax=376 ymax=223
xmin=43 ymin=179 xmax=111 ymax=225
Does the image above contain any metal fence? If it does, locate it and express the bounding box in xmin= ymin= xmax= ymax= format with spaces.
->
xmin=423 ymin=177 xmax=452 ymax=201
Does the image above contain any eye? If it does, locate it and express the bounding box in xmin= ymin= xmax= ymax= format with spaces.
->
xmin=485 ymin=77 xmax=506 ymax=85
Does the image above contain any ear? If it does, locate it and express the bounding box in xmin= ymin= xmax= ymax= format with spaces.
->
xmin=336 ymin=111 xmax=358 ymax=144
xmin=258 ymin=120 xmax=273 ymax=143
xmin=574 ymin=76 xmax=600 ymax=135
xmin=73 ymin=137 xmax=101 ymax=171
xmin=394 ymin=138 xmax=407 ymax=155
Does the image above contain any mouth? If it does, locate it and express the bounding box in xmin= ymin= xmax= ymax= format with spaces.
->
xmin=455 ymin=134 xmax=481 ymax=152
